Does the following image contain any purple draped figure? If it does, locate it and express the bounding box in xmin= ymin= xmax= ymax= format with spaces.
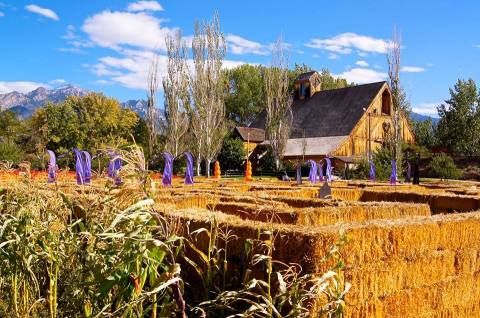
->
xmin=184 ymin=152 xmax=194 ymax=185
xmin=82 ymin=151 xmax=91 ymax=184
xmin=108 ymin=153 xmax=122 ymax=185
xmin=369 ymin=160 xmax=376 ymax=181
xmin=318 ymin=161 xmax=324 ymax=182
xmin=46 ymin=150 xmax=57 ymax=183
xmin=390 ymin=160 xmax=397 ymax=185
xmin=162 ymin=152 xmax=174 ymax=187
xmin=306 ymin=160 xmax=317 ymax=183
xmin=325 ymin=158 xmax=333 ymax=182
xmin=74 ymin=148 xmax=85 ymax=185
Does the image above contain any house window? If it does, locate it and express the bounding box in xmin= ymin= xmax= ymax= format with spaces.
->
xmin=382 ymin=90 xmax=391 ymax=115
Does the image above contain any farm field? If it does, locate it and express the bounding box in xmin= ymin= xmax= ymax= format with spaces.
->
xmin=2 ymin=166 xmax=480 ymax=317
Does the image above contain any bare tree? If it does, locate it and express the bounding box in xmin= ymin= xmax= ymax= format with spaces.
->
xmin=163 ymin=30 xmax=190 ymax=158
xmin=190 ymin=12 xmax=227 ymax=177
xmin=387 ymin=28 xmax=402 ymax=175
xmin=146 ymin=54 xmax=159 ymax=158
xmin=265 ymin=37 xmax=292 ymax=171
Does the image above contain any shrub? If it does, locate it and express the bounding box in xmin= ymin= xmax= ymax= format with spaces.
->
xmin=218 ymin=138 xmax=245 ymax=171
xmin=0 ymin=141 xmax=24 ymax=164
xmin=428 ymin=153 xmax=462 ymax=180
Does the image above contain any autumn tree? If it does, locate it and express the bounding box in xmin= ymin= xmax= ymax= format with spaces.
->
xmin=163 ymin=30 xmax=190 ymax=158
xmin=29 ymin=93 xmax=138 ymax=155
xmin=265 ymin=37 xmax=292 ymax=171
xmin=190 ymin=13 xmax=227 ymax=177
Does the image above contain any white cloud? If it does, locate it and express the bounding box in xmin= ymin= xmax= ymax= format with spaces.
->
xmin=312 ymin=54 xmax=320 ymax=58
xmin=49 ymin=78 xmax=67 ymax=85
xmin=226 ymin=34 xmax=269 ymax=56
xmin=82 ymin=10 xmax=176 ymax=51
xmin=58 ymin=47 xmax=86 ymax=54
xmin=334 ymin=68 xmax=387 ymax=84
xmin=305 ymin=32 xmax=392 ymax=55
xmin=89 ymin=48 xmax=250 ymax=90
xmin=401 ymin=66 xmax=426 ymax=73
xmin=127 ymin=1 xmax=163 ymax=12
xmin=0 ymin=81 xmax=50 ymax=94
xmin=328 ymin=53 xmax=338 ymax=60
xmin=297 ymin=50 xmax=304 ymax=54
xmin=62 ymin=25 xmax=76 ymax=40
xmin=60 ymin=25 xmax=93 ymax=54
xmin=474 ymin=44 xmax=480 ymax=48
xmin=412 ymin=103 xmax=439 ymax=117
xmin=356 ymin=60 xmax=369 ymax=67
xmin=0 ymin=12 xmax=4 ymax=17
xmin=25 ymin=4 xmax=59 ymax=21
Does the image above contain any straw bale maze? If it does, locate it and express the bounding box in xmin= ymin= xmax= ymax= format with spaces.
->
xmin=155 ymin=178 xmax=480 ymax=317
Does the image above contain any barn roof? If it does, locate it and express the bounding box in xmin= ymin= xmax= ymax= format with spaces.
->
xmin=234 ymin=126 xmax=265 ymax=143
xmin=250 ymin=81 xmax=387 ymax=139
xmin=281 ymin=136 xmax=348 ymax=157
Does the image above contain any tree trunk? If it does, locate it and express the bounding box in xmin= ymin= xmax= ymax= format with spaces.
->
xmin=206 ymin=159 xmax=211 ymax=178
xmin=196 ymin=158 xmax=201 ymax=176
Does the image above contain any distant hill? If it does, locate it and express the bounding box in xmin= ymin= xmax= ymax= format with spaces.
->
xmin=0 ymin=85 xmax=89 ymax=118
xmin=410 ymin=112 xmax=440 ymax=125
xmin=0 ymin=85 xmax=150 ymax=119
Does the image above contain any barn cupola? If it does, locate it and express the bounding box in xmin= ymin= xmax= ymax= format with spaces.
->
xmin=294 ymin=71 xmax=322 ymax=100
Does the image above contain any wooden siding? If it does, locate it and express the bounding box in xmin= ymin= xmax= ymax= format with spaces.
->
xmin=333 ymin=84 xmax=415 ymax=157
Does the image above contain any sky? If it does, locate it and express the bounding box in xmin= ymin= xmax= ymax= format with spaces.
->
xmin=0 ymin=0 xmax=479 ymax=117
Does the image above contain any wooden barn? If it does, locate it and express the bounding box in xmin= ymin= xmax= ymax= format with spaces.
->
xmin=237 ymin=71 xmax=415 ymax=169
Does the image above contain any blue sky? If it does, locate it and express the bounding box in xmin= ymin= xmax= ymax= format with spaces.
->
xmin=1 ymin=0 xmax=479 ymax=117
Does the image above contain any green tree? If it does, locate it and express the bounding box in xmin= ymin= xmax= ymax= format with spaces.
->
xmin=224 ymin=64 xmax=266 ymax=126
xmin=429 ymin=153 xmax=462 ymax=180
xmin=0 ymin=141 xmax=24 ymax=164
xmin=0 ymin=110 xmax=22 ymax=143
xmin=217 ymin=137 xmax=245 ymax=171
xmin=436 ymin=79 xmax=480 ymax=155
xmin=29 ymin=93 xmax=139 ymax=155
xmin=412 ymin=118 xmax=436 ymax=148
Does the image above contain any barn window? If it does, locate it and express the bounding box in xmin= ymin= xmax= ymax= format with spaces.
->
xmin=382 ymin=90 xmax=391 ymax=115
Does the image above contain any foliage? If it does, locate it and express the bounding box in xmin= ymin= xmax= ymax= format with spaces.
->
xmin=428 ymin=153 xmax=462 ymax=180
xmin=190 ymin=13 xmax=228 ymax=177
xmin=265 ymin=37 xmax=292 ymax=172
xmin=0 ymin=110 xmax=23 ymax=143
xmin=163 ymin=30 xmax=190 ymax=157
xmin=193 ymin=226 xmax=350 ymax=318
xmin=0 ymin=141 xmax=25 ymax=164
xmin=217 ymin=137 xmax=245 ymax=171
xmin=224 ymin=64 xmax=266 ymax=126
xmin=436 ymin=79 xmax=480 ymax=155
xmin=28 ymin=93 xmax=139 ymax=156
xmin=412 ymin=118 xmax=437 ymax=149
xmin=257 ymin=148 xmax=277 ymax=172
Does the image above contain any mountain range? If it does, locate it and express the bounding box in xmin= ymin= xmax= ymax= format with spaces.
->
xmin=0 ymin=85 xmax=438 ymax=124
xmin=0 ymin=85 xmax=148 ymax=118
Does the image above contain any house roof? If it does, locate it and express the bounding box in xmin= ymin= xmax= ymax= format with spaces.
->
xmin=295 ymin=71 xmax=317 ymax=81
xmin=280 ymin=136 xmax=348 ymax=157
xmin=234 ymin=126 xmax=265 ymax=143
xmin=250 ymin=81 xmax=387 ymax=139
